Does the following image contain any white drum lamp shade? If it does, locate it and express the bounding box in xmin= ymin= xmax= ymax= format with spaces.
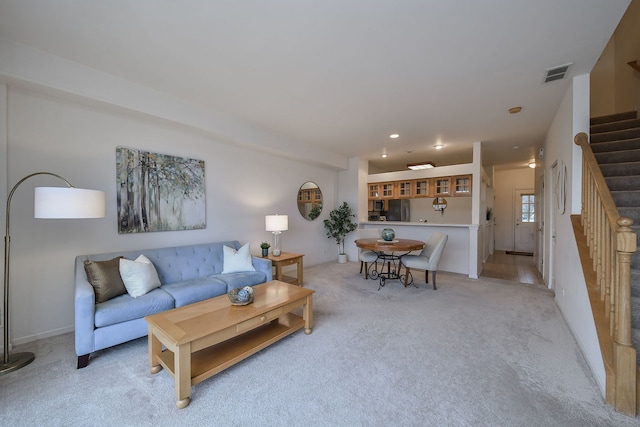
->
xmin=265 ymin=214 xmax=288 ymax=233
xmin=35 ymin=187 xmax=106 ymax=218
xmin=265 ymin=215 xmax=288 ymax=256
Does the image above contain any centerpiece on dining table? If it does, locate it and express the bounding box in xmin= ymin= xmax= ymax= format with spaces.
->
xmin=380 ymin=228 xmax=395 ymax=242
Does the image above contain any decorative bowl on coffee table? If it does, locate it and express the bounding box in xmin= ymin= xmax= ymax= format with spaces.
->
xmin=228 ymin=286 xmax=255 ymax=306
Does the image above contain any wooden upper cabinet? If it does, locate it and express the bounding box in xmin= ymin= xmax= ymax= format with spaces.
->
xmin=453 ymin=175 xmax=472 ymax=196
xmin=397 ymin=180 xmax=413 ymax=198
xmin=380 ymin=182 xmax=395 ymax=199
xmin=413 ymin=179 xmax=430 ymax=197
xmin=368 ymin=182 xmax=395 ymax=199
xmin=298 ymin=189 xmax=313 ymax=202
xmin=368 ymin=175 xmax=471 ymax=201
xmin=368 ymin=183 xmax=380 ymax=199
xmin=433 ymin=177 xmax=451 ymax=196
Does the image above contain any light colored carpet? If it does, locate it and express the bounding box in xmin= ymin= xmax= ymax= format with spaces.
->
xmin=1 ymin=262 xmax=638 ymax=426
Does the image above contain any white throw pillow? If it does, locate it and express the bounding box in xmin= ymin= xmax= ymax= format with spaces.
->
xmin=119 ymin=254 xmax=162 ymax=298
xmin=222 ymin=243 xmax=256 ymax=274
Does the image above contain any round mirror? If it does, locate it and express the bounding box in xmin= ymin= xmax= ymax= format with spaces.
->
xmin=297 ymin=182 xmax=323 ymax=220
xmin=433 ymin=197 xmax=447 ymax=213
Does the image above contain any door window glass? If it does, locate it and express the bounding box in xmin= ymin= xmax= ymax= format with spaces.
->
xmin=521 ymin=194 xmax=535 ymax=222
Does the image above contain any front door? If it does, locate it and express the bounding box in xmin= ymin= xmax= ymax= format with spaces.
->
xmin=514 ymin=189 xmax=535 ymax=253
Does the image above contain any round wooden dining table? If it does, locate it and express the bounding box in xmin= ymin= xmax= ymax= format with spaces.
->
xmin=354 ymin=238 xmax=425 ymax=288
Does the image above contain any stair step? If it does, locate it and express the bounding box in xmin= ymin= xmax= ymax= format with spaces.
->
xmin=589 ymin=137 xmax=640 ymax=153
xmin=632 ymin=328 xmax=640 ymax=365
xmin=591 ymin=128 xmax=640 ymax=144
xmin=632 ymin=296 xmax=640 ymax=329
xmin=600 ymin=161 xmax=640 ymax=177
xmin=605 ymin=175 xmax=640 ymax=191
xmin=612 ymin=190 xmax=640 ymax=207
xmin=631 ymin=269 xmax=640 ymax=298
xmin=595 ymin=149 xmax=640 ymax=164
xmin=591 ymin=118 xmax=640 ymax=134
xmin=590 ymin=111 xmax=637 ymax=126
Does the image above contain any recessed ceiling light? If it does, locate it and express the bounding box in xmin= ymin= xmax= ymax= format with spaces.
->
xmin=434 ymin=144 xmax=443 ymax=150
xmin=528 ymin=161 xmax=536 ymax=168
xmin=509 ymin=106 xmax=522 ymax=114
xmin=389 ymin=134 xmax=400 ymax=139
xmin=381 ymin=153 xmax=388 ymax=158
xmin=513 ymin=145 xmax=520 ymax=150
xmin=407 ymin=161 xmax=435 ymax=170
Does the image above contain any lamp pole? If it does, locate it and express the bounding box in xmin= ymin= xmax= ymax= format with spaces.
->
xmin=2 ymin=172 xmax=73 ymax=374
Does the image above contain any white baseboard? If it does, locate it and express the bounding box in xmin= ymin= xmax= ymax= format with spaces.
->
xmin=0 ymin=325 xmax=74 ymax=351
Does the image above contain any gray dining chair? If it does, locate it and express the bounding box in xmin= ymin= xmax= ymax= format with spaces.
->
xmin=400 ymin=232 xmax=448 ymax=289
xmin=357 ymin=228 xmax=380 ymax=279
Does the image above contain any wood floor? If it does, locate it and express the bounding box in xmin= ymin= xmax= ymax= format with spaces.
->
xmin=480 ymin=250 xmax=545 ymax=286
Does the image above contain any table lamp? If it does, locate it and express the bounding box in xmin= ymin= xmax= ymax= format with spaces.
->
xmin=265 ymin=214 xmax=288 ymax=256
xmin=2 ymin=172 xmax=105 ymax=375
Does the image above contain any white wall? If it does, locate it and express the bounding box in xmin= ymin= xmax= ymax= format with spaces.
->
xmin=0 ymin=82 xmax=343 ymax=345
xmin=542 ymin=74 xmax=605 ymax=395
xmin=493 ymin=168 xmax=535 ymax=251
xmin=409 ymin=197 xmax=472 ymax=224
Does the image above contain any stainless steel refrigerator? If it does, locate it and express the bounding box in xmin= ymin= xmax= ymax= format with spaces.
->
xmin=385 ymin=199 xmax=410 ymax=221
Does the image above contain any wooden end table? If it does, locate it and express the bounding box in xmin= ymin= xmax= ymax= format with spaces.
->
xmin=265 ymin=252 xmax=304 ymax=286
xmin=145 ymin=280 xmax=314 ymax=409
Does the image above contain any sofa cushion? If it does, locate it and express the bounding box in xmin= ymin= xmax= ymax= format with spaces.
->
xmin=119 ymin=255 xmax=162 ymax=297
xmin=214 ymin=271 xmax=267 ymax=292
xmin=161 ymin=277 xmax=228 ymax=308
xmin=83 ymin=257 xmax=126 ymax=303
xmin=94 ymin=288 xmax=174 ymax=328
xmin=222 ymin=243 xmax=256 ymax=274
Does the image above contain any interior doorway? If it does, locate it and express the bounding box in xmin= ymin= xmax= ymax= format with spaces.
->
xmin=548 ymin=161 xmax=558 ymax=291
xmin=535 ymin=174 xmax=545 ymax=273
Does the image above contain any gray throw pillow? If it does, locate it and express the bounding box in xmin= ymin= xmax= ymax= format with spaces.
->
xmin=84 ymin=257 xmax=126 ymax=303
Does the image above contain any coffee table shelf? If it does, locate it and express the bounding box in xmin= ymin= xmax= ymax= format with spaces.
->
xmin=156 ymin=313 xmax=304 ymax=385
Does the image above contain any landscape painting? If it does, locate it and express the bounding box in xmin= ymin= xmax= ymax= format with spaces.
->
xmin=116 ymin=146 xmax=206 ymax=233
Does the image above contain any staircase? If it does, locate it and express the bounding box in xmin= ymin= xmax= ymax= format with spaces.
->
xmin=590 ymin=111 xmax=640 ymax=360
xmin=589 ymin=111 xmax=640 ymax=413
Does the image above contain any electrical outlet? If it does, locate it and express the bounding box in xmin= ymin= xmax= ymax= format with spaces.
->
xmin=562 ymin=288 xmax=565 ymax=296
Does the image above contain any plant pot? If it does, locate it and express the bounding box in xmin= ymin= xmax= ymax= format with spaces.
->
xmin=338 ymin=254 xmax=347 ymax=264
xmin=261 ymin=248 xmax=269 ymax=257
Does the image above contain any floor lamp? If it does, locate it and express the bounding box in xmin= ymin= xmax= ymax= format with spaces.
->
xmin=2 ymin=172 xmax=105 ymax=375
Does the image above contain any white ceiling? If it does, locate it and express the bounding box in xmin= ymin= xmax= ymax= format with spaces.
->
xmin=0 ymin=0 xmax=631 ymax=172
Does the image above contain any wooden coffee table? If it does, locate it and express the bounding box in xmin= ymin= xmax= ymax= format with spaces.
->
xmin=145 ymin=280 xmax=314 ymax=409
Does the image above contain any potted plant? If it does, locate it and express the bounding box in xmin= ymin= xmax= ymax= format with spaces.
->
xmin=323 ymin=202 xmax=358 ymax=263
xmin=260 ymin=242 xmax=271 ymax=257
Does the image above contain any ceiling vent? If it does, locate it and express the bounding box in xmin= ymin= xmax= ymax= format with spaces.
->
xmin=543 ymin=63 xmax=573 ymax=83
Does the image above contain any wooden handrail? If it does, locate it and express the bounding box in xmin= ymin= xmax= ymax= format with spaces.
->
xmin=574 ymin=132 xmax=637 ymax=415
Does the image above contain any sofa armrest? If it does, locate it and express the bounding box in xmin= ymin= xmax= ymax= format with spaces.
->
xmin=74 ymin=257 xmax=96 ymax=356
xmin=251 ymin=256 xmax=273 ymax=282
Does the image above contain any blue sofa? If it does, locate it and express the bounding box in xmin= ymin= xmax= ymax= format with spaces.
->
xmin=74 ymin=241 xmax=272 ymax=368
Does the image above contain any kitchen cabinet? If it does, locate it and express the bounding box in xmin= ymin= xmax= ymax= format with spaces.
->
xmin=397 ymin=181 xmax=413 ymax=198
xmin=414 ymin=179 xmax=430 ymax=197
xmin=433 ymin=177 xmax=451 ymax=196
xmin=453 ymin=175 xmax=472 ymax=196
xmin=369 ymin=182 xmax=395 ymax=199
xmin=368 ymin=183 xmax=380 ymax=199
xmin=368 ymin=174 xmax=471 ymax=201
